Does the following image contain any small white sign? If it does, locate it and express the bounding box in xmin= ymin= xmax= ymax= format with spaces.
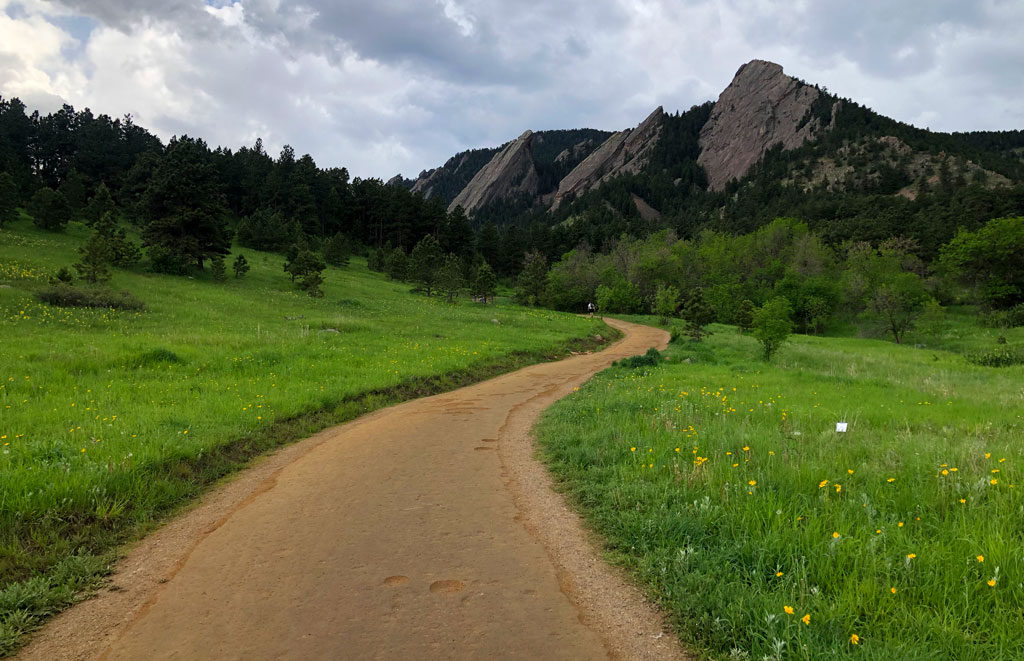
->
xmin=836 ymin=422 xmax=848 ymax=433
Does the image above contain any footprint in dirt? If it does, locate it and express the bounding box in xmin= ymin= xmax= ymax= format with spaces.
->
xmin=383 ymin=575 xmax=409 ymax=586
xmin=429 ymin=579 xmax=464 ymax=594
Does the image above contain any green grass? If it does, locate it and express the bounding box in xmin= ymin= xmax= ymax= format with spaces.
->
xmin=535 ymin=323 xmax=1024 ymax=660
xmin=0 ymin=218 xmax=614 ymax=653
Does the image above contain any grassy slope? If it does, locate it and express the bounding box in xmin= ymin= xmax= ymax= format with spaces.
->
xmin=0 ymin=218 xmax=614 ymax=652
xmin=536 ymin=320 xmax=1023 ymax=660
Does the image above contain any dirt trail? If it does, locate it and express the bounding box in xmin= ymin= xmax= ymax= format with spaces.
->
xmin=19 ymin=318 xmax=687 ymax=661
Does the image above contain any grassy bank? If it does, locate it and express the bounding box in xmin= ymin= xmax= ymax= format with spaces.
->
xmin=536 ymin=322 xmax=1023 ymax=660
xmin=0 ymin=219 xmax=615 ymax=652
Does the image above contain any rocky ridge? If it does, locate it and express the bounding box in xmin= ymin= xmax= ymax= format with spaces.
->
xmin=698 ymin=60 xmax=835 ymax=191
xmin=551 ymin=107 xmax=664 ymax=210
xmin=448 ymin=131 xmax=539 ymax=214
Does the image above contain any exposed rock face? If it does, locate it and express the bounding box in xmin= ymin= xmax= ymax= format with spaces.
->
xmin=448 ymin=131 xmax=539 ymax=214
xmin=555 ymin=138 xmax=597 ymax=164
xmin=551 ymin=107 xmax=664 ymax=210
xmin=631 ymin=194 xmax=661 ymax=222
xmin=411 ymin=167 xmax=443 ymax=196
xmin=386 ymin=174 xmax=412 ymax=189
xmin=698 ymin=60 xmax=831 ymax=191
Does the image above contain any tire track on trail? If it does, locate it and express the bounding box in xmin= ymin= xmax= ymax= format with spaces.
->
xmin=19 ymin=318 xmax=689 ymax=660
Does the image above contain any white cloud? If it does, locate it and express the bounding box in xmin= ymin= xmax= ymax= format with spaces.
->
xmin=0 ymin=1 xmax=86 ymax=110
xmin=0 ymin=0 xmax=1021 ymax=179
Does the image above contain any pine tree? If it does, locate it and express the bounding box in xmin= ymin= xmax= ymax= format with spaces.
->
xmin=384 ymin=247 xmax=408 ymax=281
xmin=323 ymin=232 xmax=351 ymax=267
xmin=471 ymin=262 xmax=497 ymax=303
xmin=287 ymin=249 xmax=327 ymax=297
xmin=0 ymin=172 xmax=18 ymax=227
xmin=94 ymin=212 xmax=141 ymax=268
xmin=515 ymin=251 xmax=548 ymax=306
xmin=210 ymin=255 xmax=227 ymax=282
xmin=682 ymin=287 xmax=715 ymax=341
xmin=409 ymin=235 xmax=443 ymax=295
xmin=233 ymin=254 xmax=250 ymax=278
xmin=74 ymin=232 xmax=112 ymax=284
xmin=27 ymin=187 xmax=71 ymax=231
xmin=437 ymin=254 xmax=465 ymax=303
xmin=84 ymin=183 xmax=116 ymax=227
xmin=141 ymin=136 xmax=231 ymax=272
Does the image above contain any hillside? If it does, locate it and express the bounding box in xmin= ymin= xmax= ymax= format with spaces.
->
xmin=406 ymin=59 xmax=1024 ymax=260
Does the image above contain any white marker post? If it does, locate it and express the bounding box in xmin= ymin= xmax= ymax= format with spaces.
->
xmin=835 ymin=422 xmax=848 ymax=433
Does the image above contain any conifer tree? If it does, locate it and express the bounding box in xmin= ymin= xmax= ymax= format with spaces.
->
xmin=94 ymin=212 xmax=141 ymax=268
xmin=84 ymin=183 xmax=116 ymax=227
xmin=472 ymin=262 xmax=497 ymax=303
xmin=27 ymin=187 xmax=70 ymax=231
xmin=287 ymin=249 xmax=327 ymax=297
xmin=323 ymin=232 xmax=351 ymax=267
xmin=384 ymin=247 xmax=408 ymax=281
xmin=141 ymin=136 xmax=231 ymax=272
xmin=682 ymin=287 xmax=715 ymax=341
xmin=74 ymin=232 xmax=112 ymax=284
xmin=409 ymin=234 xmax=443 ymax=296
xmin=210 ymin=255 xmax=227 ymax=282
xmin=233 ymin=254 xmax=250 ymax=278
xmin=437 ymin=253 xmax=465 ymax=303
xmin=515 ymin=251 xmax=548 ymax=306
xmin=0 ymin=172 xmax=18 ymax=227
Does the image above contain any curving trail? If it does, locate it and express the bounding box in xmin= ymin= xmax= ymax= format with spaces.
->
xmin=20 ymin=318 xmax=688 ymax=660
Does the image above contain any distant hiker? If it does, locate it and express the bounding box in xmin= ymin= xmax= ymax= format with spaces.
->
xmin=587 ymin=302 xmax=596 ymax=317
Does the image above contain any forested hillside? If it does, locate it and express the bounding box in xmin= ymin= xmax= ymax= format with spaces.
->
xmin=3 ymin=55 xmax=1024 ymax=340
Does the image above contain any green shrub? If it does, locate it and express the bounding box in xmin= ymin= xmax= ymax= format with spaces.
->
xmin=614 ymin=347 xmax=662 ymax=369
xmin=130 ymin=348 xmax=183 ymax=368
xmin=35 ymin=284 xmax=146 ymax=311
xmin=981 ymin=304 xmax=1024 ymax=329
xmin=965 ymin=343 xmax=1024 ymax=367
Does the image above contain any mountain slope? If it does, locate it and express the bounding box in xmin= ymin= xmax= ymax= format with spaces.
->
xmin=403 ymin=59 xmax=1023 ymax=259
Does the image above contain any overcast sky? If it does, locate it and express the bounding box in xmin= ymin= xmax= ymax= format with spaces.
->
xmin=2 ymin=0 xmax=1023 ymax=179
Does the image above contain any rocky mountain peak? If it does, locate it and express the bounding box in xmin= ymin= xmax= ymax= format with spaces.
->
xmin=448 ymin=130 xmax=539 ymax=214
xmin=698 ymin=59 xmax=833 ymax=191
xmin=551 ymin=106 xmax=664 ymax=210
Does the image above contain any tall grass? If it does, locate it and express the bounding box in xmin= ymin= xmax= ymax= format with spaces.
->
xmin=536 ymin=323 xmax=1024 ymax=660
xmin=0 ymin=219 xmax=611 ymax=652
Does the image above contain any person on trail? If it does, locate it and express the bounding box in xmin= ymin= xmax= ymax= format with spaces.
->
xmin=587 ymin=302 xmax=596 ymax=317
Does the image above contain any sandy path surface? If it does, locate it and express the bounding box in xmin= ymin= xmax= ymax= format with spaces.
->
xmin=19 ymin=318 xmax=687 ymax=661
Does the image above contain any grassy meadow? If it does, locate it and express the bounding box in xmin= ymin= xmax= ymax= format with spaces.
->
xmin=0 ymin=217 xmax=612 ymax=652
xmin=536 ymin=318 xmax=1024 ymax=660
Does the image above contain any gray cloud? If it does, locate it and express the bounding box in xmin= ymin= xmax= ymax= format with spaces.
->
xmin=2 ymin=0 xmax=1022 ymax=178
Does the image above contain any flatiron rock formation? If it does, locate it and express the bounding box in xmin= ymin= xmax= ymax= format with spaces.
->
xmin=449 ymin=131 xmax=539 ymax=214
xmin=698 ymin=60 xmax=834 ymax=191
xmin=551 ymin=107 xmax=664 ymax=210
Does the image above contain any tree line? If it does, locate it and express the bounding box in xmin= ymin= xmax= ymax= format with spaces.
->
xmin=0 ymin=95 xmax=550 ymax=282
xmin=526 ymin=216 xmax=1023 ymax=343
